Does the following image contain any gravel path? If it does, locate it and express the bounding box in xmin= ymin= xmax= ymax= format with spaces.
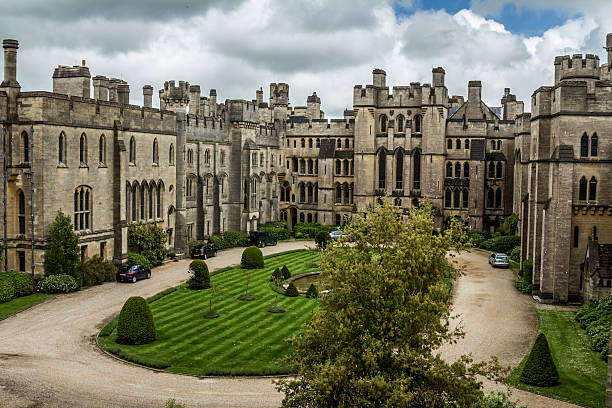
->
xmin=0 ymin=245 xmax=581 ymax=407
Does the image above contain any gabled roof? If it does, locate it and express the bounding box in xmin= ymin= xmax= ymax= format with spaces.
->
xmin=448 ymin=100 xmax=500 ymax=121
xmin=586 ymin=238 xmax=612 ymax=279
xmin=470 ymin=139 xmax=485 ymax=160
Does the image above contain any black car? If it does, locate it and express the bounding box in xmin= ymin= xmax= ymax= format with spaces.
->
xmin=116 ymin=264 xmax=151 ymax=283
xmin=191 ymin=245 xmax=217 ymax=259
xmin=248 ymin=231 xmax=277 ymax=248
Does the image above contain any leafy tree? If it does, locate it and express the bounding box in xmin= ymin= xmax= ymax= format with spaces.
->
xmin=127 ymin=224 xmax=167 ymax=267
xmin=277 ymin=199 xmax=501 ymax=407
xmin=519 ymin=333 xmax=559 ymax=386
xmin=187 ymin=260 xmax=210 ymax=290
xmin=44 ymin=210 xmax=81 ymax=285
xmin=508 ymin=213 xmax=519 ymax=235
xmin=314 ymin=230 xmax=330 ymax=249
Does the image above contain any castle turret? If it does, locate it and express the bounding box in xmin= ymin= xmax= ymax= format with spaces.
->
xmin=372 ymin=69 xmax=386 ymax=88
xmin=93 ymin=76 xmax=109 ymax=101
xmin=143 ymin=85 xmax=153 ymax=108
xmin=159 ymin=80 xmax=190 ymax=113
xmin=432 ymin=67 xmax=445 ymax=87
xmin=501 ymin=87 xmax=524 ymax=121
xmin=189 ymin=85 xmax=200 ymax=115
xmin=307 ymin=92 xmax=321 ymax=119
xmin=52 ymin=60 xmax=91 ymax=98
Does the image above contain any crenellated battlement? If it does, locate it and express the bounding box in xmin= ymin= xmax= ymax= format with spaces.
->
xmin=287 ymin=118 xmax=354 ymax=135
xmin=159 ymin=80 xmax=190 ymax=113
xmin=554 ymin=54 xmax=601 ymax=84
xmin=228 ymin=99 xmax=259 ymax=123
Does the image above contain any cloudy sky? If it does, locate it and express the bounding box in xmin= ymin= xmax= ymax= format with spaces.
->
xmin=1 ymin=0 xmax=611 ymax=117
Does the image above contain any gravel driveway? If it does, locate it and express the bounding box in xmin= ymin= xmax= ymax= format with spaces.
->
xmin=0 ymin=246 xmax=580 ymax=407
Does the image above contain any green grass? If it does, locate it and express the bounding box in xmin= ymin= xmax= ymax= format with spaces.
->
xmin=99 ymin=249 xmax=319 ymax=376
xmin=0 ymin=293 xmax=52 ymax=321
xmin=508 ymin=309 xmax=607 ymax=408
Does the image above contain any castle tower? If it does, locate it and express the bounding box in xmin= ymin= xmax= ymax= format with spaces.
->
xmin=306 ymin=92 xmax=321 ymax=119
xmin=142 ymin=85 xmax=153 ymax=108
xmin=52 ymin=60 xmax=91 ymax=98
xmin=159 ymin=80 xmax=190 ymax=113
xmin=1 ymin=39 xmax=21 ymax=119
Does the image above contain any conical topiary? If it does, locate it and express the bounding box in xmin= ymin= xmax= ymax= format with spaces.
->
xmin=116 ymin=296 xmax=156 ymax=345
xmin=306 ymin=283 xmax=318 ymax=298
xmin=519 ymin=333 xmax=559 ymax=386
xmin=281 ymin=265 xmax=291 ymax=280
xmin=270 ymin=267 xmax=282 ymax=282
xmin=285 ymin=281 xmax=299 ymax=297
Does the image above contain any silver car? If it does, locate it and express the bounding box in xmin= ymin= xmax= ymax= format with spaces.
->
xmin=489 ymin=253 xmax=509 ymax=268
xmin=329 ymin=230 xmax=345 ymax=241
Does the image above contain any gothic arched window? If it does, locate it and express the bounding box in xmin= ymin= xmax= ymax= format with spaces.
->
xmin=74 ymin=186 xmax=92 ymax=231
xmin=413 ymin=150 xmax=421 ymax=189
xmin=395 ymin=152 xmax=403 ymax=190
xmin=463 ymin=162 xmax=470 ymax=178
xmin=378 ymin=150 xmax=386 ymax=189
xmin=591 ymin=133 xmax=598 ymax=157
xmin=580 ymin=133 xmax=588 ymax=157
xmin=589 ymin=177 xmax=597 ymax=201
xmin=446 ymin=162 xmax=453 ymax=178
xmin=380 ymin=115 xmax=387 ymax=133
xmin=579 ymin=176 xmax=587 ymax=201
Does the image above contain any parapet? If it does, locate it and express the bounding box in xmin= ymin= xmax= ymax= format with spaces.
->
xmin=159 ymin=80 xmax=190 ymax=113
xmin=554 ymin=54 xmax=600 ymax=84
xmin=53 ymin=63 xmax=91 ymax=99
xmin=228 ymin=99 xmax=259 ymax=123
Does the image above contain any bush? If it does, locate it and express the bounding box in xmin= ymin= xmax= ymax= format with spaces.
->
xmin=44 ymin=210 xmax=81 ymax=285
xmin=127 ymin=224 xmax=167 ymax=267
xmin=510 ymin=246 xmax=520 ymax=263
xmin=575 ymin=296 xmax=611 ymax=359
xmin=241 ymin=246 xmax=264 ymax=269
xmin=0 ymin=280 xmax=15 ymax=303
xmin=0 ymin=271 xmax=34 ymax=299
xmin=315 ymin=230 xmax=331 ymax=249
xmin=271 ymin=267 xmax=282 ymax=282
xmin=515 ymin=259 xmax=532 ymax=294
xmin=187 ymin=260 xmax=210 ymax=290
xmin=480 ymin=235 xmax=521 ymax=254
xmin=519 ymin=333 xmax=559 ymax=386
xmin=128 ymin=253 xmax=151 ymax=270
xmin=258 ymin=221 xmax=290 ymax=241
xmin=223 ymin=230 xmax=248 ymax=248
xmin=469 ymin=233 xmax=486 ymax=248
xmin=293 ymin=222 xmax=330 ymax=239
xmin=207 ymin=235 xmax=228 ymax=251
xmin=79 ymin=256 xmax=117 ymax=287
xmin=38 ymin=274 xmax=79 ymax=294
xmin=306 ymin=284 xmax=318 ymax=299
xmin=116 ymin=296 xmax=156 ymax=345
xmin=188 ymin=240 xmax=207 ymax=250
xmin=472 ymin=390 xmax=526 ymax=408
xmin=281 ymin=265 xmax=291 ymax=280
xmin=508 ymin=213 xmax=519 ymax=235
xmin=285 ymin=282 xmax=299 ymax=297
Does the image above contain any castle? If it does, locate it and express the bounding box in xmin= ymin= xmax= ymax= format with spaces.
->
xmin=1 ymin=34 xmax=611 ymax=304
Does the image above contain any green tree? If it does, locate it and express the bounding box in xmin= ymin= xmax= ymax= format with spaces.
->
xmin=277 ymin=199 xmax=500 ymax=407
xmin=127 ymin=224 xmax=167 ymax=266
xmin=241 ymin=246 xmax=264 ymax=269
xmin=508 ymin=213 xmax=519 ymax=235
xmin=285 ymin=281 xmax=299 ymax=297
xmin=116 ymin=296 xmax=156 ymax=345
xmin=519 ymin=333 xmax=559 ymax=386
xmin=44 ymin=210 xmax=81 ymax=285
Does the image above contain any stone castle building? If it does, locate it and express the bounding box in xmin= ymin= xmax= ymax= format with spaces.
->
xmin=1 ymin=33 xmax=611 ymax=306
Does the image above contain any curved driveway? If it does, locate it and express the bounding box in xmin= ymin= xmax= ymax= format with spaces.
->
xmin=0 ymin=245 xmax=579 ymax=407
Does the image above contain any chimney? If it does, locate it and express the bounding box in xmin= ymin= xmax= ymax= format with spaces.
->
xmin=108 ymin=78 xmax=120 ymax=103
xmin=256 ymin=87 xmax=263 ymax=105
xmin=189 ymin=85 xmax=200 ymax=115
xmin=606 ymin=33 xmax=612 ymax=66
xmin=2 ymin=39 xmax=19 ymax=87
xmin=209 ymin=89 xmax=217 ymax=115
xmin=307 ymin=92 xmax=321 ymax=119
xmin=117 ymin=83 xmax=130 ymax=105
xmin=432 ymin=67 xmax=445 ymax=87
xmin=143 ymin=85 xmax=153 ymax=108
xmin=372 ymin=68 xmax=386 ymax=88
xmin=93 ymin=76 xmax=109 ymax=101
xmin=468 ymin=81 xmax=482 ymax=103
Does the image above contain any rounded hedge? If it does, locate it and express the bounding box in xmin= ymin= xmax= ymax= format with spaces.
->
xmin=188 ymin=260 xmax=210 ymax=290
xmin=285 ymin=281 xmax=299 ymax=297
xmin=519 ymin=332 xmax=559 ymax=386
xmin=281 ymin=265 xmax=291 ymax=280
xmin=0 ymin=271 xmax=34 ymax=301
xmin=116 ymin=296 xmax=156 ymax=345
xmin=306 ymin=283 xmax=319 ymax=299
xmin=241 ymin=246 xmax=264 ymax=269
xmin=315 ymin=230 xmax=331 ymax=249
xmin=0 ymin=280 xmax=15 ymax=303
xmin=38 ymin=274 xmax=79 ymax=294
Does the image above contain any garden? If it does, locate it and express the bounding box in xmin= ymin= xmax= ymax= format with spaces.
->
xmin=98 ymin=249 xmax=321 ymax=376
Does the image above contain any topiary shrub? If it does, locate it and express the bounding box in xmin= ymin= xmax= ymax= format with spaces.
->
xmin=116 ymin=296 xmax=156 ymax=345
xmin=315 ymin=230 xmax=331 ymax=249
xmin=519 ymin=333 xmax=559 ymax=386
xmin=281 ymin=265 xmax=290 ymax=280
xmin=128 ymin=253 xmax=151 ymax=269
xmin=241 ymin=246 xmax=264 ymax=269
xmin=285 ymin=281 xmax=299 ymax=297
xmin=306 ymin=283 xmax=318 ymax=299
xmin=0 ymin=271 xmax=34 ymax=298
xmin=38 ymin=274 xmax=79 ymax=294
xmin=187 ymin=260 xmax=210 ymax=290
xmin=271 ymin=267 xmax=282 ymax=282
xmin=79 ymin=256 xmax=117 ymax=287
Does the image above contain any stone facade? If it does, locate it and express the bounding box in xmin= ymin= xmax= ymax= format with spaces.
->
xmin=515 ymin=33 xmax=612 ymax=304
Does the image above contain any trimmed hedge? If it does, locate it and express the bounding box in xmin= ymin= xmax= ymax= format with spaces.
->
xmin=258 ymin=221 xmax=290 ymax=241
xmin=293 ymin=222 xmax=330 ymax=239
xmin=0 ymin=271 xmax=34 ymax=303
xmin=519 ymin=332 xmax=559 ymax=386
xmin=575 ymin=296 xmax=611 ymax=359
xmin=187 ymin=260 xmax=210 ymax=290
xmin=306 ymin=283 xmax=318 ymax=299
xmin=79 ymin=256 xmax=117 ymax=287
xmin=116 ymin=296 xmax=156 ymax=345
xmin=480 ymin=235 xmax=521 ymax=254
xmin=285 ymin=282 xmax=299 ymax=297
xmin=127 ymin=253 xmax=151 ymax=270
xmin=207 ymin=231 xmax=248 ymax=251
xmin=281 ymin=265 xmax=291 ymax=280
xmin=38 ymin=274 xmax=79 ymax=294
xmin=241 ymin=246 xmax=264 ymax=269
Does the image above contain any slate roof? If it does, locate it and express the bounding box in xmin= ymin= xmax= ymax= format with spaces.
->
xmin=486 ymin=152 xmax=507 ymax=161
xmin=319 ymin=138 xmax=335 ymax=159
xmin=334 ymin=151 xmax=354 ymax=159
xmin=470 ymin=139 xmax=485 ymax=160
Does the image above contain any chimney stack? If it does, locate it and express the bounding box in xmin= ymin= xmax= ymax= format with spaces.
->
xmin=93 ymin=75 xmax=109 ymax=101
xmin=117 ymin=83 xmax=130 ymax=105
xmin=209 ymin=89 xmax=217 ymax=115
xmin=143 ymin=85 xmax=153 ymax=108
xmin=2 ymin=39 xmax=19 ymax=87
xmin=468 ymin=81 xmax=482 ymax=103
xmin=432 ymin=67 xmax=445 ymax=87
xmin=189 ymin=85 xmax=201 ymax=115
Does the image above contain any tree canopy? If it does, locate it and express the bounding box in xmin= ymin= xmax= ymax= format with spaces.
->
xmin=44 ymin=210 xmax=80 ymax=284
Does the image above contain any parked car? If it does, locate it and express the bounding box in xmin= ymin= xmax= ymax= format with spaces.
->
xmin=190 ymin=245 xmax=217 ymax=259
xmin=248 ymin=231 xmax=277 ymax=248
xmin=329 ymin=230 xmax=345 ymax=241
xmin=489 ymin=253 xmax=509 ymax=268
xmin=116 ymin=264 xmax=151 ymax=283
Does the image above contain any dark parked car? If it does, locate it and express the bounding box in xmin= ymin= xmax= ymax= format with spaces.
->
xmin=116 ymin=264 xmax=151 ymax=283
xmin=191 ymin=245 xmax=217 ymax=259
xmin=488 ymin=253 xmax=509 ymax=268
xmin=248 ymin=231 xmax=277 ymax=248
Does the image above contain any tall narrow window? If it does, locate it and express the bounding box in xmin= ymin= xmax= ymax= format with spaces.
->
xmin=580 ymin=133 xmax=588 ymax=157
xmin=463 ymin=162 xmax=470 ymax=178
xmin=591 ymin=133 xmax=598 ymax=157
xmin=140 ymin=185 xmax=145 ymax=220
xmin=414 ymin=115 xmax=421 ymax=133
xmin=462 ymin=189 xmax=469 ymax=208
xmin=299 ymin=183 xmax=305 ymax=203
xmin=455 ymin=162 xmax=461 ymax=178
xmin=413 ymin=150 xmax=421 ymax=189
xmin=488 ymin=162 xmax=495 ymax=178
xmin=589 ymin=177 xmax=597 ymax=201
xmin=491 ymin=140 xmax=496 ymax=151
xmin=497 ymin=140 xmax=502 ymax=150
xmin=99 ymin=135 xmax=106 ymax=163
xmin=495 ymin=188 xmax=502 ymax=208
xmin=80 ymin=133 xmax=87 ymax=164
xmin=456 ymin=139 xmax=461 ymax=149
xmin=447 ymin=139 xmax=452 ymax=150
xmin=496 ymin=162 xmax=503 ymax=179
xmin=397 ymin=115 xmax=404 ymax=132
xmin=308 ymin=184 xmax=313 ymax=203
xmin=300 ymin=159 xmax=306 ymax=174
xmin=152 ymin=139 xmax=159 ymax=165
xmin=301 ymin=138 xmax=305 ymax=148
xmin=59 ymin=133 xmax=65 ymax=164
xmin=395 ymin=152 xmax=403 ymax=190
xmin=378 ymin=150 xmax=386 ymax=189
xmin=129 ymin=137 xmax=136 ymax=163
xmin=148 ymin=185 xmax=153 ymax=219
xmin=308 ymin=160 xmax=314 ymax=174
xmin=453 ymin=189 xmax=460 ymax=208
xmin=336 ymin=159 xmax=341 ymax=175
xmin=335 ymin=184 xmax=341 ymax=203
xmin=579 ymin=176 xmax=587 ymax=201
xmin=345 ymin=138 xmax=350 ymax=148
xmin=337 ymin=138 xmax=342 ymax=148
xmin=74 ymin=186 xmax=92 ymax=231
xmin=343 ymin=159 xmax=349 ymax=176
xmin=22 ymin=132 xmax=29 ymax=162
xmin=445 ymin=189 xmax=451 ymax=208
xmin=18 ymin=190 xmax=25 ymax=234
xmin=487 ymin=188 xmax=494 ymax=208
xmin=156 ymin=186 xmax=161 ymax=218
xmin=132 ymin=185 xmax=137 ymax=221
xmin=465 ymin=139 xmax=470 ymax=150
xmin=169 ymin=144 xmax=174 ymax=165
xmin=343 ymin=184 xmax=349 ymax=204
xmin=380 ymin=115 xmax=387 ymax=133
xmin=446 ymin=162 xmax=453 ymax=178
xmin=573 ymin=226 xmax=579 ymax=248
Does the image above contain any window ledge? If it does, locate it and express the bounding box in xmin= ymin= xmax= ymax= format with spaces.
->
xmin=79 ymin=163 xmax=89 ymax=169
xmin=57 ymin=162 xmax=68 ymax=168
xmin=152 ymin=163 xmax=158 ymax=167
xmin=129 ymin=163 xmax=135 ymax=167
xmin=98 ymin=163 xmax=107 ymax=168
xmin=169 ymin=163 xmax=175 ymax=167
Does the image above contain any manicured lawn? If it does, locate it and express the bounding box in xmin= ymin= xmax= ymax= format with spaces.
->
xmin=508 ymin=309 xmax=607 ymax=408
xmin=98 ymin=249 xmax=320 ymax=376
xmin=0 ymin=293 xmax=53 ymax=321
